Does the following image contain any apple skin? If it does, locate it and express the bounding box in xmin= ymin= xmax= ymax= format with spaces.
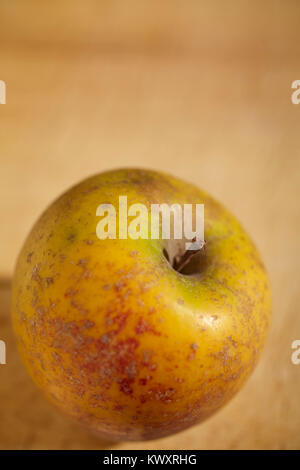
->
xmin=11 ymin=169 xmax=271 ymax=441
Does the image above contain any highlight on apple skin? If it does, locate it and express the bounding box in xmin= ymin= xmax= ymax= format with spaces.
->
xmin=11 ymin=168 xmax=271 ymax=441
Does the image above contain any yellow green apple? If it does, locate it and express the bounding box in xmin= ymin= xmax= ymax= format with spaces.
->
xmin=11 ymin=168 xmax=271 ymax=440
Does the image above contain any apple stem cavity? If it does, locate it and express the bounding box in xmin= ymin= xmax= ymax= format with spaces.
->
xmin=173 ymin=239 xmax=206 ymax=274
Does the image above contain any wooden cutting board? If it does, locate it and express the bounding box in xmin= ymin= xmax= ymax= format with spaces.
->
xmin=0 ymin=0 xmax=299 ymax=449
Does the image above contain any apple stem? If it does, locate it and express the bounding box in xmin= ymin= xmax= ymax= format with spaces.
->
xmin=173 ymin=240 xmax=206 ymax=273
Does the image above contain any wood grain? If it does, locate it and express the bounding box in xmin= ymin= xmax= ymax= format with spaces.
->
xmin=0 ymin=0 xmax=299 ymax=449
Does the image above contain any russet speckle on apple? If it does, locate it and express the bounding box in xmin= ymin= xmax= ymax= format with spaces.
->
xmin=11 ymin=168 xmax=271 ymax=440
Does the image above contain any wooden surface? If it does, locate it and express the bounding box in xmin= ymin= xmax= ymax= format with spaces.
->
xmin=0 ymin=1 xmax=300 ymax=449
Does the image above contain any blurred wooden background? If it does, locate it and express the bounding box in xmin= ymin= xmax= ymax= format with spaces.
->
xmin=0 ymin=0 xmax=299 ymax=449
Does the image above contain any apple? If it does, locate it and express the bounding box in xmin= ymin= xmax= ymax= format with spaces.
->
xmin=11 ymin=168 xmax=271 ymax=440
